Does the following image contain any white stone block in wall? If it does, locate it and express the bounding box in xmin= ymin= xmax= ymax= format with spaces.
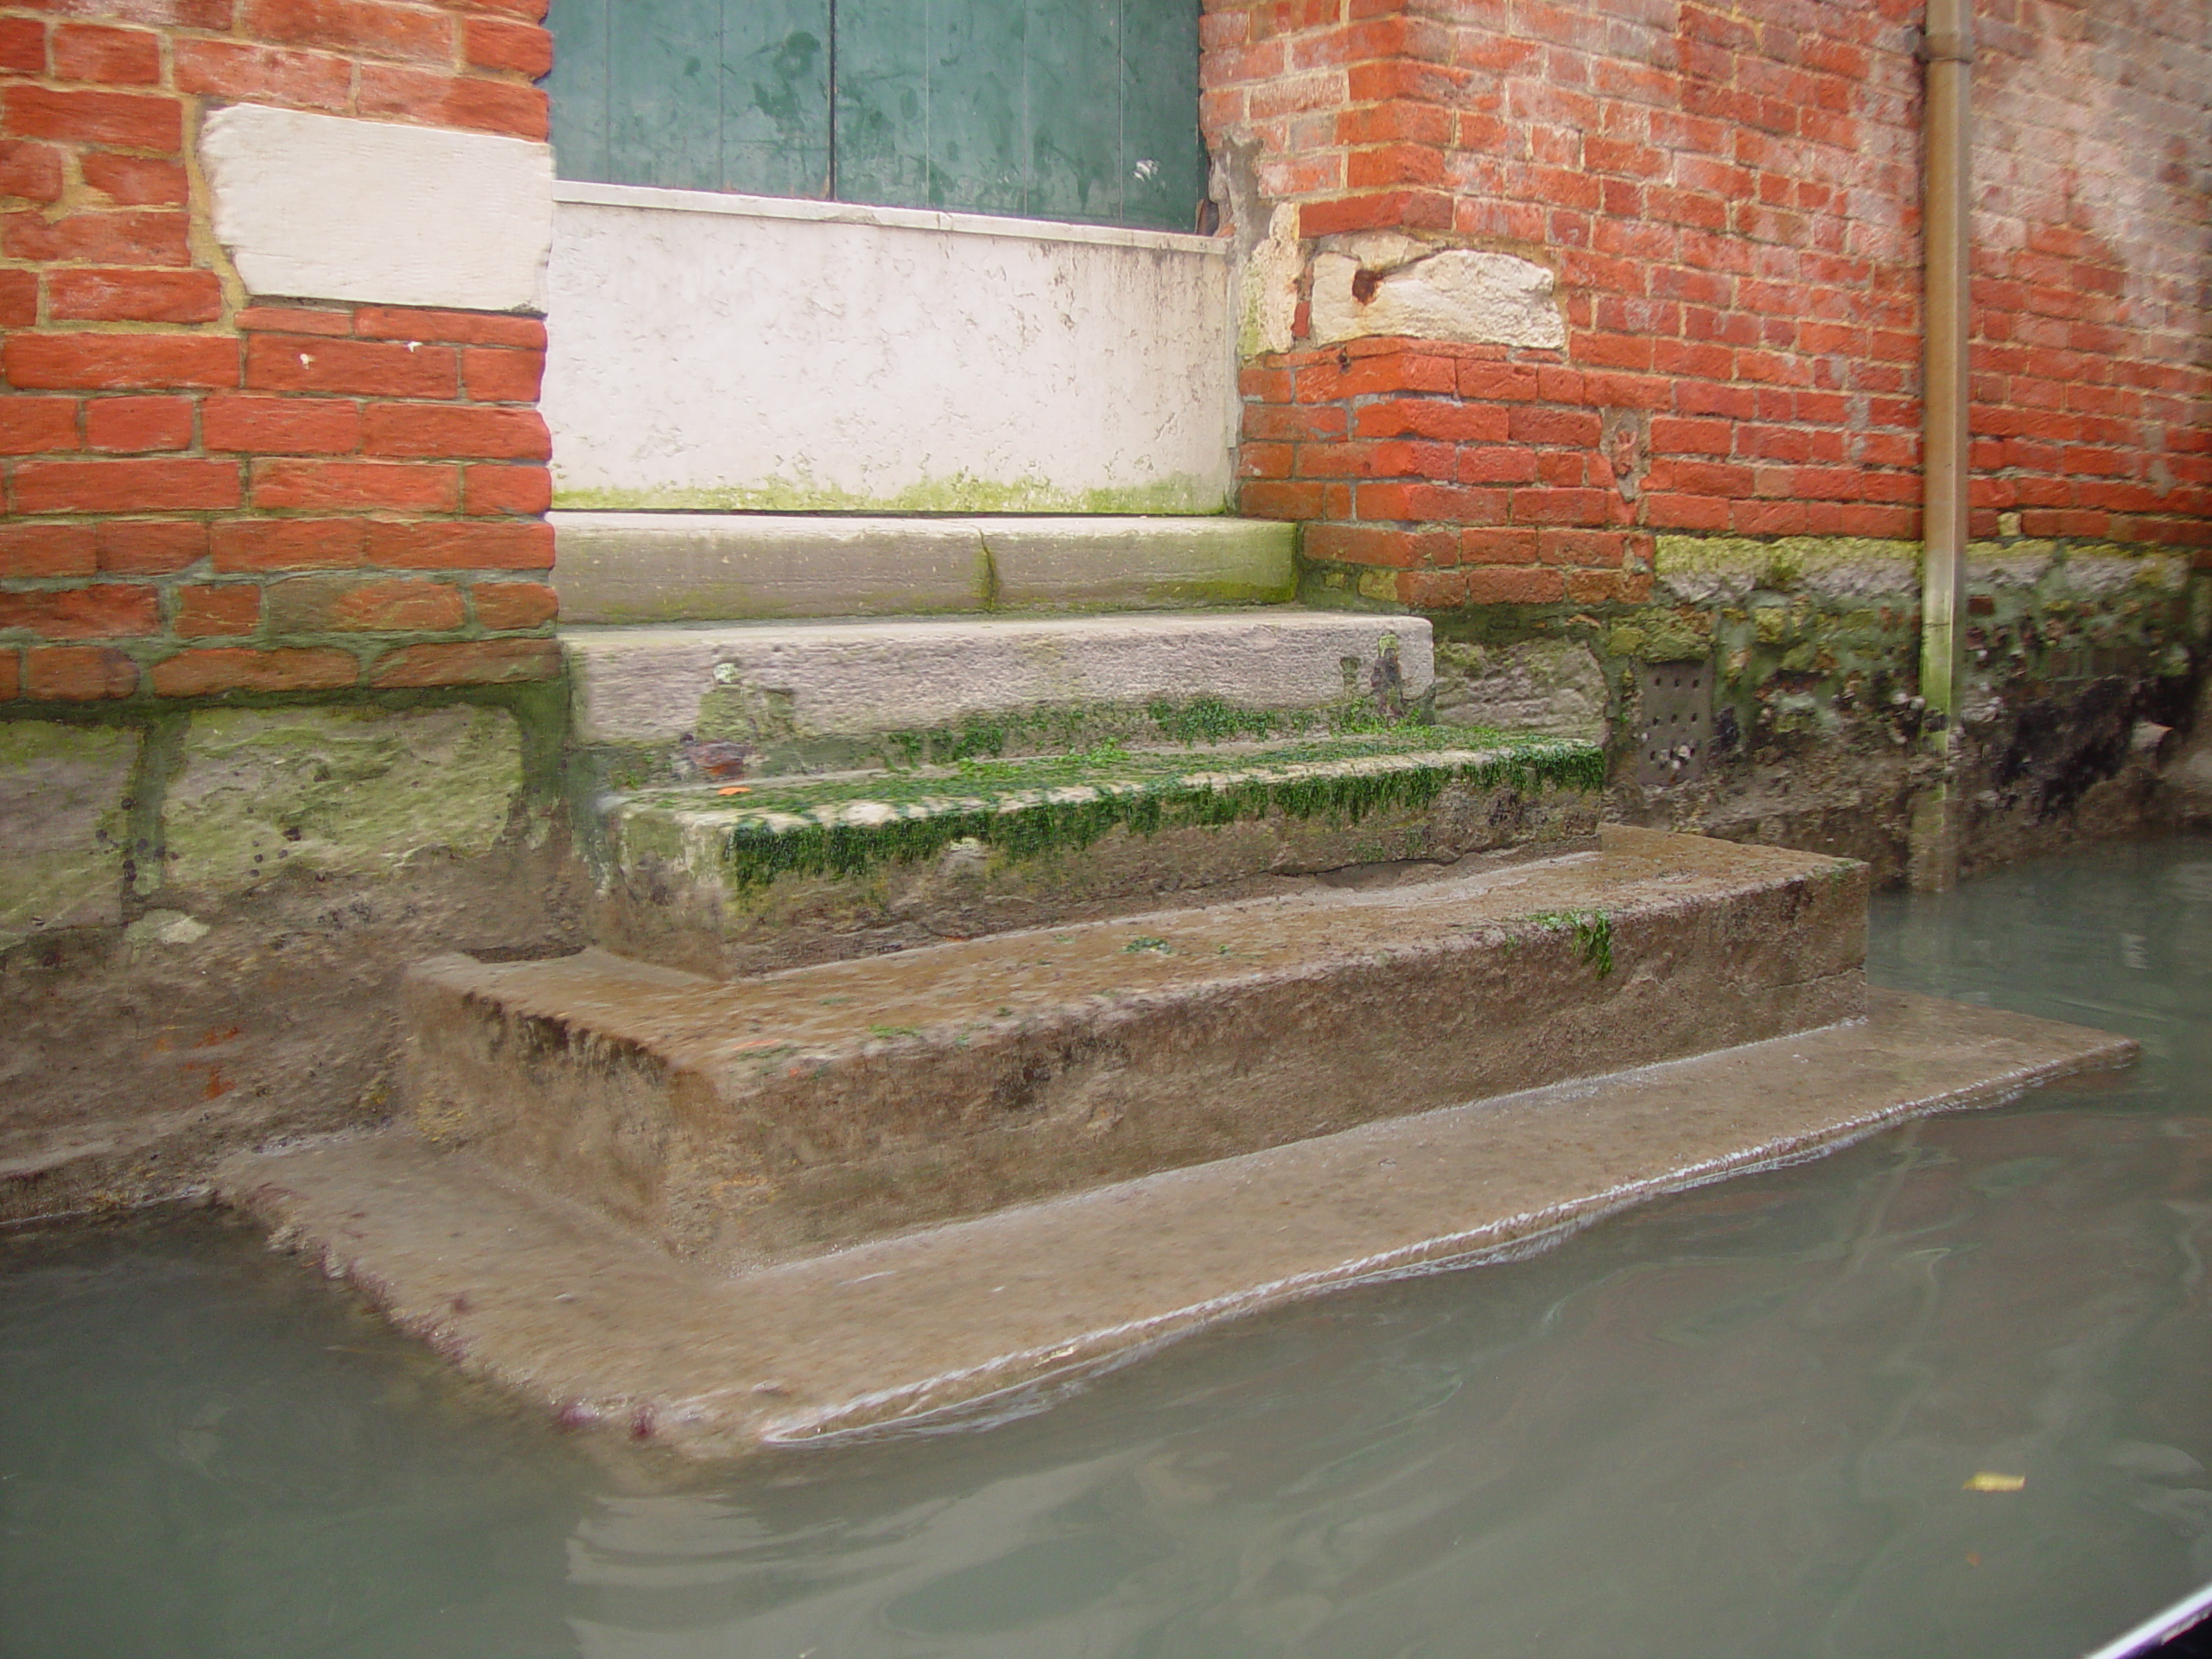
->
xmin=198 ymin=105 xmax=554 ymax=313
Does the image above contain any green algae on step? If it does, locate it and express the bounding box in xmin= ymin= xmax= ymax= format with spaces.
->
xmin=617 ymin=732 xmax=1606 ymax=894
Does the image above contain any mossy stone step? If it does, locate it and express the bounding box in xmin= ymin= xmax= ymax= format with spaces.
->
xmin=564 ymin=610 xmax=1436 ymax=790
xmin=594 ymin=730 xmax=1608 ymax=976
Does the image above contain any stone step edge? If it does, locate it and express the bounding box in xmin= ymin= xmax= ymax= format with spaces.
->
xmin=562 ymin=609 xmax=1436 ymax=754
xmin=606 ymin=738 xmax=1608 ymax=900
xmin=550 ymin=513 xmax=1300 ymax=624
xmin=216 ymin=991 xmax=2136 ymax=1463
xmin=614 ymin=737 xmax=1608 ymax=832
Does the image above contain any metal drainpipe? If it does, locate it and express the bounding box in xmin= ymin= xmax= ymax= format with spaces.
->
xmin=1912 ymin=0 xmax=1974 ymax=890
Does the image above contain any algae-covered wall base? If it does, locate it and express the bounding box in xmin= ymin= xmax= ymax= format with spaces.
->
xmin=1324 ymin=534 xmax=2210 ymax=886
xmin=0 ymin=693 xmax=580 ymax=1220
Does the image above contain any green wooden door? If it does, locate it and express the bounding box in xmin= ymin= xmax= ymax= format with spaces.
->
xmin=547 ymin=0 xmax=1204 ymax=232
xmin=547 ymin=0 xmax=832 ymax=197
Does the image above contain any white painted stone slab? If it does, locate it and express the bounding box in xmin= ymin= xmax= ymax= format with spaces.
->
xmin=565 ymin=612 xmax=1435 ymax=744
xmin=198 ymin=105 xmax=553 ymax=312
xmin=541 ymin=183 xmax=1236 ymax=513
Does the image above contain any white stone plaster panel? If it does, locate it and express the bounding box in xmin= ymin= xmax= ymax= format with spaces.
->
xmin=541 ymin=188 xmax=1236 ymax=512
xmin=198 ymin=105 xmax=554 ymax=312
xmin=567 ymin=613 xmax=1434 ymax=745
xmin=1308 ymin=246 xmax=1565 ymax=350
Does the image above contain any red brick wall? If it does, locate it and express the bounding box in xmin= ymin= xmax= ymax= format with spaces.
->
xmin=0 ymin=0 xmax=558 ymax=702
xmin=1971 ymin=1 xmax=2210 ymax=550
xmin=1202 ymin=0 xmax=2212 ymax=608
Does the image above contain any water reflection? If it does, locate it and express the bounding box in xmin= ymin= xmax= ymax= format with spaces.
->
xmin=3 ymin=837 xmax=2209 ymax=1659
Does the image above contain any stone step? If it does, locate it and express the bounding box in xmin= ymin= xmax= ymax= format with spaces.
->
xmin=550 ymin=513 xmax=1298 ymax=625
xmin=220 ymin=991 xmax=2136 ymax=1463
xmin=405 ymin=828 xmax=1867 ymax=1270
xmin=594 ymin=728 xmax=1605 ymax=976
xmin=567 ymin=609 xmax=1439 ymax=784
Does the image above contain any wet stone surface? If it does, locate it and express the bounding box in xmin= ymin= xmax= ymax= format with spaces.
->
xmin=2 ymin=836 xmax=2207 ymax=1659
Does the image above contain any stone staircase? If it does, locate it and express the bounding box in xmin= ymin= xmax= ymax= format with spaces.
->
xmin=215 ymin=514 xmax=2136 ymax=1460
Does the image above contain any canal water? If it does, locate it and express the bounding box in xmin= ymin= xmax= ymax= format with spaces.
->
xmin=3 ymin=836 xmax=2209 ymax=1659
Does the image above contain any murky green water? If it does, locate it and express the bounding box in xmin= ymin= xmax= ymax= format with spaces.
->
xmin=6 ymin=836 xmax=2211 ymax=1659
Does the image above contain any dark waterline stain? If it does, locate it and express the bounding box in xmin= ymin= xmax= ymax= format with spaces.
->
xmin=3 ymin=836 xmax=2210 ymax=1659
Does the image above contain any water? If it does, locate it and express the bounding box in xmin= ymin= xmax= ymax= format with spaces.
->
xmin=4 ymin=836 xmax=2211 ymax=1659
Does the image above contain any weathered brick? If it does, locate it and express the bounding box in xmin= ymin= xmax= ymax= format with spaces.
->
xmin=174 ymin=37 xmax=353 ymax=107
xmin=0 ymin=86 xmax=181 ymax=150
xmin=84 ymin=395 xmax=194 ymax=453
xmin=1461 ymin=567 xmax=1567 ymax=605
xmin=202 ymin=395 xmax=362 ymax=455
xmin=362 ymin=402 xmax=550 ymax=461
xmin=240 ymin=0 xmax=451 ymax=64
xmin=469 ymin=580 xmax=559 ymax=630
xmin=52 ymin=23 xmax=163 ymax=84
xmin=249 ymin=459 xmax=459 ymax=513
xmin=0 ymin=139 xmax=66 ymax=203
xmin=175 ymin=584 xmax=261 ymax=638
xmin=4 ymin=333 xmax=238 ymax=391
xmin=210 ymin=518 xmax=367 ymax=572
xmin=364 ymin=519 xmax=551 ymax=569
xmin=150 ymin=646 xmax=359 ymax=696
xmin=12 ymin=457 xmax=240 ymax=514
xmin=463 ymin=464 xmax=550 ymax=516
xmin=357 ymin=65 xmax=548 ymax=139
xmin=0 ymin=16 xmax=43 ymax=74
xmin=0 ymin=523 xmax=98 ymax=579
xmin=47 ymin=268 xmax=224 ymax=323
xmin=460 ymin=346 xmax=543 ymax=403
xmin=245 ymin=335 xmax=458 ymax=398
xmin=0 ymin=397 xmax=80 ymax=455
xmin=78 ymin=153 xmax=188 ymax=205
xmin=3 ymin=208 xmax=191 ymax=266
xmin=461 ymin=17 xmax=551 ymax=77
xmin=24 ymin=645 xmax=138 ymax=701
xmin=366 ymin=637 xmax=561 ymax=687
xmin=98 ymin=518 xmax=207 ymax=575
xmin=356 ymin=308 xmax=547 ymax=349
xmin=0 ymin=584 xmax=160 ymax=639
xmin=267 ymin=575 xmax=464 ymax=633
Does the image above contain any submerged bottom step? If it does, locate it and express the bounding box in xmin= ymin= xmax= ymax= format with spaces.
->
xmin=219 ymin=990 xmax=2133 ymax=1464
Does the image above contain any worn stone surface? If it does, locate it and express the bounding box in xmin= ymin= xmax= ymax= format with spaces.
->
xmin=551 ymin=513 xmax=988 ymax=624
xmin=407 ymin=828 xmax=1866 ymax=1267
xmin=598 ymin=735 xmax=1603 ymax=976
xmin=221 ymin=989 xmax=2134 ymax=1462
xmin=0 ymin=721 xmax=137 ymax=948
xmin=2164 ymin=673 xmax=2212 ymax=827
xmin=0 ymin=696 xmax=575 ymax=1224
xmin=1308 ymin=237 xmax=1566 ymax=350
xmin=985 ymin=518 xmax=1298 ymax=611
xmin=1431 ymin=639 xmax=1608 ymax=741
xmin=0 ymin=841 xmax=584 ymax=1222
xmin=566 ymin=612 xmax=1432 ymax=750
xmin=163 ymin=706 xmax=524 ymax=893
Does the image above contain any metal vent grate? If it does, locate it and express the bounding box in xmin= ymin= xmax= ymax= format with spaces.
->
xmin=1637 ymin=661 xmax=1713 ymax=787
